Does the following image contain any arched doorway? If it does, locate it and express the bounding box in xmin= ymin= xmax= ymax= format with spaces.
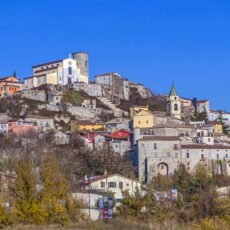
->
xmin=157 ymin=163 xmax=169 ymax=176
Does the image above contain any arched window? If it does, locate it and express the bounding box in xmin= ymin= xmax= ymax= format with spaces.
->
xmin=174 ymin=104 xmax=178 ymax=111
xmin=68 ymin=67 xmax=72 ymax=75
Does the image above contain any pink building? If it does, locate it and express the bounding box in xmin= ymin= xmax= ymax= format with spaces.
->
xmin=8 ymin=119 xmax=38 ymax=136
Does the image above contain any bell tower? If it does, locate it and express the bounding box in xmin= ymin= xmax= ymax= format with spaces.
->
xmin=167 ymin=84 xmax=181 ymax=120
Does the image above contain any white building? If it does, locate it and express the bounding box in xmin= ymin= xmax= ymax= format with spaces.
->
xmin=80 ymin=174 xmax=141 ymax=202
xmin=24 ymin=53 xmax=89 ymax=89
xmin=0 ymin=120 xmax=8 ymax=135
xmin=25 ymin=115 xmax=55 ymax=133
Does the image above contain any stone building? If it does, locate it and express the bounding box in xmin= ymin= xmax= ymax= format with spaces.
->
xmin=181 ymin=144 xmax=230 ymax=175
xmin=106 ymin=118 xmax=131 ymax=133
xmin=137 ymin=136 xmax=181 ymax=183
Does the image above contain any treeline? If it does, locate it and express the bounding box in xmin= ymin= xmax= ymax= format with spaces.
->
xmin=118 ymin=164 xmax=230 ymax=229
xmin=0 ymin=154 xmax=86 ymax=227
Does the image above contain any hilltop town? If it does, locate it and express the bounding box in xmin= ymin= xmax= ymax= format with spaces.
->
xmin=0 ymin=52 xmax=230 ymax=227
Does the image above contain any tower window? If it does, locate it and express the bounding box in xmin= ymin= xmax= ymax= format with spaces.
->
xmin=174 ymin=104 xmax=178 ymax=111
xmin=175 ymin=97 xmax=177 ymax=100
xmin=85 ymin=60 xmax=88 ymax=66
xmin=68 ymin=67 xmax=72 ymax=75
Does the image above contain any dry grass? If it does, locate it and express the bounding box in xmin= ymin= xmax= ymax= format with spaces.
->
xmin=2 ymin=218 xmax=192 ymax=230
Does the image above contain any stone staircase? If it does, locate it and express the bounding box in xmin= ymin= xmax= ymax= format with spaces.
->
xmin=97 ymin=97 xmax=128 ymax=117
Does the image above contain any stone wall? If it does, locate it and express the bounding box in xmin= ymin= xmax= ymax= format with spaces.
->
xmin=21 ymin=89 xmax=46 ymax=102
xmin=73 ymin=83 xmax=105 ymax=97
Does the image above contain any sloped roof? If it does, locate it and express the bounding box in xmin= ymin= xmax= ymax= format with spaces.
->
xmin=138 ymin=136 xmax=180 ymax=141
xmin=169 ymin=84 xmax=178 ymax=96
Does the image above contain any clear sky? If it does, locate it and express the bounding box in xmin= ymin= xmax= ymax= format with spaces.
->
xmin=0 ymin=0 xmax=230 ymax=110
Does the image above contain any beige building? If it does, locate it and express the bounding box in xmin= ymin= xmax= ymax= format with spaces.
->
xmin=130 ymin=105 xmax=149 ymax=118
xmin=133 ymin=110 xmax=154 ymax=129
xmin=24 ymin=53 xmax=89 ymax=89
xmin=80 ymin=173 xmax=141 ymax=201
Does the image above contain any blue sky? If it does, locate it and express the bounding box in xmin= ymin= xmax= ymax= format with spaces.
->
xmin=0 ymin=0 xmax=230 ymax=110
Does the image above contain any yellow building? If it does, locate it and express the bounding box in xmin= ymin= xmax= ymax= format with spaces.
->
xmin=130 ymin=105 xmax=149 ymax=118
xmin=71 ymin=120 xmax=105 ymax=132
xmin=133 ymin=110 xmax=154 ymax=128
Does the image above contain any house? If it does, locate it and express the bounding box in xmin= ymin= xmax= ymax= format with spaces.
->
xmin=130 ymin=105 xmax=149 ymax=118
xmin=137 ymin=136 xmax=181 ymax=183
xmin=197 ymin=99 xmax=210 ymax=113
xmin=81 ymin=99 xmax=96 ymax=109
xmin=95 ymin=72 xmax=121 ymax=87
xmin=180 ymin=97 xmax=192 ymax=108
xmin=205 ymin=121 xmax=223 ymax=134
xmin=47 ymin=91 xmax=63 ymax=105
xmin=0 ymin=120 xmax=8 ymax=135
xmin=181 ymin=144 xmax=230 ymax=175
xmin=24 ymin=52 xmax=89 ymax=89
xmin=79 ymin=173 xmax=141 ymax=202
xmin=106 ymin=118 xmax=131 ymax=133
xmin=8 ymin=119 xmax=38 ymax=136
xmin=133 ymin=110 xmax=154 ymax=129
xmin=85 ymin=131 xmax=131 ymax=155
xmin=25 ymin=115 xmax=55 ymax=133
xmin=54 ymin=131 xmax=70 ymax=145
xmin=0 ymin=76 xmax=23 ymax=98
xmin=71 ymin=120 xmax=105 ymax=132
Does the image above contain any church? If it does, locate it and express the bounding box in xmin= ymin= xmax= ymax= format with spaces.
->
xmin=167 ymin=84 xmax=182 ymax=120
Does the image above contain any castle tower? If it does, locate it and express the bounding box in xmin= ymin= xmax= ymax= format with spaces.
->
xmin=73 ymin=52 xmax=89 ymax=83
xmin=167 ymin=84 xmax=181 ymax=120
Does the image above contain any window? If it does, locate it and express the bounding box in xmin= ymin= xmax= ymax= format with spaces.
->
xmin=201 ymin=154 xmax=204 ymax=160
xmin=154 ymin=152 xmax=157 ymax=158
xmin=154 ymin=143 xmax=157 ymax=150
xmin=119 ymin=182 xmax=123 ymax=188
xmin=175 ymin=97 xmax=177 ymax=100
xmin=146 ymin=120 xmax=148 ymax=124
xmin=139 ymin=121 xmax=141 ymax=124
xmin=142 ymin=143 xmax=144 ymax=148
xmin=174 ymin=144 xmax=178 ymax=150
xmin=226 ymin=154 xmax=228 ymax=158
xmin=174 ymin=104 xmax=178 ymax=111
xmin=108 ymin=182 xmax=116 ymax=188
xmin=186 ymin=152 xmax=189 ymax=158
xmin=217 ymin=154 xmax=219 ymax=159
xmin=85 ymin=60 xmax=88 ymax=66
xmin=101 ymin=182 xmax=105 ymax=188
xmin=167 ymin=152 xmax=171 ymax=157
xmin=68 ymin=67 xmax=72 ymax=75
xmin=46 ymin=66 xmax=49 ymax=69
xmin=187 ymin=162 xmax=190 ymax=166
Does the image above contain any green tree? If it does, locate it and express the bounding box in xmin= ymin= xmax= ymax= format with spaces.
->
xmin=173 ymin=164 xmax=194 ymax=201
xmin=151 ymin=174 xmax=173 ymax=191
xmin=40 ymin=155 xmax=70 ymax=225
xmin=11 ymin=159 xmax=46 ymax=224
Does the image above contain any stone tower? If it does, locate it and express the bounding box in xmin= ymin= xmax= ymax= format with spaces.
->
xmin=167 ymin=84 xmax=181 ymax=120
xmin=73 ymin=52 xmax=89 ymax=83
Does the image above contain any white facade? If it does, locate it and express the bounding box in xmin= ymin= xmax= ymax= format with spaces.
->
xmin=84 ymin=174 xmax=141 ymax=201
xmin=0 ymin=121 xmax=8 ymax=135
xmin=25 ymin=116 xmax=55 ymax=133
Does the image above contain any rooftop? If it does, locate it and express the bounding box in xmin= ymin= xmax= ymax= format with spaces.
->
xmin=181 ymin=144 xmax=230 ymax=149
xmin=32 ymin=59 xmax=62 ymax=68
xmin=138 ymin=136 xmax=180 ymax=141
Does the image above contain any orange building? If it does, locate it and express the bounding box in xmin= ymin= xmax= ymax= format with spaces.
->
xmin=0 ymin=76 xmax=22 ymax=98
